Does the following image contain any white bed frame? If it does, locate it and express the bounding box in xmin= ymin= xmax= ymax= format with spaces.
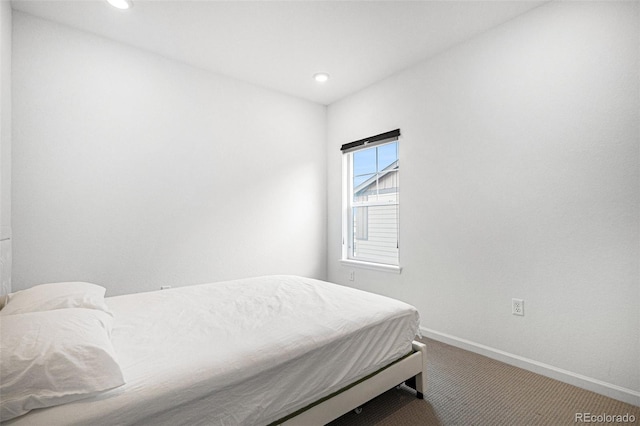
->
xmin=280 ymin=340 xmax=427 ymax=425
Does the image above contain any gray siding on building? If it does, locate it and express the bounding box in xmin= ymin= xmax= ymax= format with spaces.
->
xmin=354 ymin=204 xmax=398 ymax=264
xmin=353 ymin=167 xmax=399 ymax=264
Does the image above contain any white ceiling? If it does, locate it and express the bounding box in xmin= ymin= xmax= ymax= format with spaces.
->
xmin=11 ymin=0 xmax=547 ymax=105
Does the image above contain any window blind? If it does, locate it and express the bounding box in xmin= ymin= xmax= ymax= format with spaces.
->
xmin=340 ymin=129 xmax=400 ymax=153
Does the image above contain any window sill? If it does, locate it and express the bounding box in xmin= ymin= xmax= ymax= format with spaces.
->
xmin=339 ymin=259 xmax=402 ymax=274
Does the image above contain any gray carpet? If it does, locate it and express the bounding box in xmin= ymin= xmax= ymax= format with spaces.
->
xmin=329 ymin=338 xmax=639 ymax=426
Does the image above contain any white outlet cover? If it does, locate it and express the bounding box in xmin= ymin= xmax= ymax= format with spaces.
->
xmin=512 ymin=298 xmax=524 ymax=316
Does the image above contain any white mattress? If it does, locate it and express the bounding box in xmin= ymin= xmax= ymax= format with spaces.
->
xmin=9 ymin=275 xmax=419 ymax=425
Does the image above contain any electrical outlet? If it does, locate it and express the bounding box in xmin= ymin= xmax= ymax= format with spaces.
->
xmin=348 ymin=271 xmax=355 ymax=281
xmin=512 ymin=298 xmax=524 ymax=316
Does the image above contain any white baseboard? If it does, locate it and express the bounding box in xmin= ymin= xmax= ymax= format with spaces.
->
xmin=420 ymin=326 xmax=640 ymax=407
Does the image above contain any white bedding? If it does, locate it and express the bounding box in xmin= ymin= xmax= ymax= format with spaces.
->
xmin=7 ymin=275 xmax=419 ymax=425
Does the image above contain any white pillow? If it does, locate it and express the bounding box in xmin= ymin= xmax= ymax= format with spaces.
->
xmin=0 ymin=282 xmax=111 ymax=316
xmin=0 ymin=308 xmax=125 ymax=421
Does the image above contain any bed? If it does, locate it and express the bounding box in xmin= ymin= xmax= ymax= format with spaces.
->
xmin=0 ymin=275 xmax=426 ymax=425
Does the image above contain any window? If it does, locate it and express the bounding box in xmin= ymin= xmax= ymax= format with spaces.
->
xmin=342 ymin=130 xmax=400 ymax=269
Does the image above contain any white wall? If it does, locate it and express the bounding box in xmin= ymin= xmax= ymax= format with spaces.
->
xmin=328 ymin=1 xmax=639 ymax=403
xmin=0 ymin=0 xmax=11 ymax=295
xmin=12 ymin=12 xmax=327 ymax=296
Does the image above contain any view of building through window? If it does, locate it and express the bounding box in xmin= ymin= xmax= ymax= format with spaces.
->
xmin=347 ymin=141 xmax=399 ymax=265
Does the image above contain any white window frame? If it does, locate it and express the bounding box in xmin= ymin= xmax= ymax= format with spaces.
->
xmin=341 ymin=138 xmax=401 ymax=273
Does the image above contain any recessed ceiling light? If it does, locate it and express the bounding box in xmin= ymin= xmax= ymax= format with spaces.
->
xmin=313 ymin=73 xmax=330 ymax=83
xmin=107 ymin=0 xmax=132 ymax=10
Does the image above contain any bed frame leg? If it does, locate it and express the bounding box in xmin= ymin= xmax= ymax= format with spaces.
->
xmin=404 ymin=376 xmax=424 ymax=399
xmin=411 ymin=341 xmax=427 ymax=400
